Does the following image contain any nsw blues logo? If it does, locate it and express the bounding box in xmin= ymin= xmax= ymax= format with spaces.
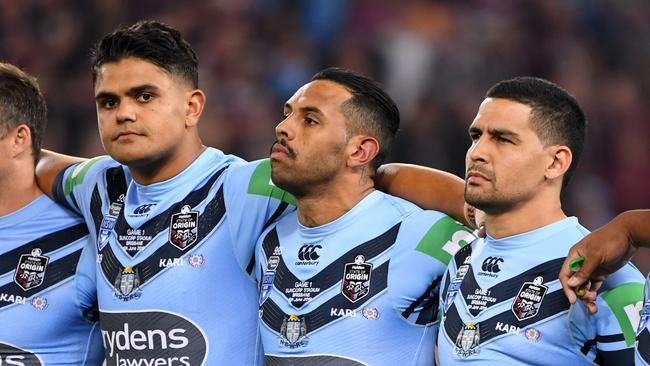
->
xmin=98 ymin=201 xmax=123 ymax=251
xmin=279 ymin=315 xmax=309 ymax=349
xmin=169 ymin=205 xmax=199 ymax=250
xmin=113 ymin=266 xmax=142 ymax=301
xmin=14 ymin=248 xmax=49 ymax=291
xmin=444 ymin=256 xmax=471 ymax=313
xmin=259 ymin=254 xmax=280 ymax=305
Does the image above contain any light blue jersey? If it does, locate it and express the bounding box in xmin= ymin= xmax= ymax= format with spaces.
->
xmin=256 ymin=191 xmax=475 ymax=365
xmin=52 ymin=148 xmax=293 ymax=366
xmin=637 ymin=274 xmax=650 ymax=365
xmin=0 ymin=195 xmax=103 ymax=365
xmin=438 ymin=217 xmax=644 ymax=365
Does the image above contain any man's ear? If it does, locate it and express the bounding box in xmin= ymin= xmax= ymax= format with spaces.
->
xmin=545 ymin=145 xmax=572 ymax=181
xmin=11 ymin=124 xmax=33 ymax=158
xmin=347 ymin=135 xmax=379 ymax=168
xmin=185 ymin=89 xmax=206 ymax=127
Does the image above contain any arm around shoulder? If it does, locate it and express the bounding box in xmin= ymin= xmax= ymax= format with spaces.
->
xmin=376 ymin=163 xmax=467 ymax=226
xmin=35 ymin=149 xmax=87 ymax=197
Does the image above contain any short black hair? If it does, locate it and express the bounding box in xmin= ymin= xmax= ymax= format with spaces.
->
xmin=91 ymin=20 xmax=198 ymax=88
xmin=312 ymin=67 xmax=400 ymax=170
xmin=0 ymin=63 xmax=47 ymax=162
xmin=486 ymin=76 xmax=586 ymax=189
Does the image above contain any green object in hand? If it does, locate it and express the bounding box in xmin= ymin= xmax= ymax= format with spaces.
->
xmin=568 ymin=256 xmax=588 ymax=298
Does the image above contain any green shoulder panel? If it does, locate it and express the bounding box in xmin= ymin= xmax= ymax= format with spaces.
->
xmin=63 ymin=156 xmax=104 ymax=195
xmin=601 ymin=282 xmax=644 ymax=346
xmin=415 ymin=216 xmax=475 ymax=265
xmin=247 ymin=159 xmax=296 ymax=205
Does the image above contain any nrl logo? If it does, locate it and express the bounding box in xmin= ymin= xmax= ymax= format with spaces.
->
xmin=341 ymin=255 xmax=372 ymax=303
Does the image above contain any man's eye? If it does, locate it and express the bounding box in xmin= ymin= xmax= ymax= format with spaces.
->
xmin=137 ymin=93 xmax=153 ymax=103
xmin=102 ymin=99 xmax=117 ymax=109
xmin=306 ymin=117 xmax=317 ymax=125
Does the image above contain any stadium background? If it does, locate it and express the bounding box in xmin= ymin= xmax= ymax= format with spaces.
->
xmin=1 ymin=0 xmax=648 ymax=272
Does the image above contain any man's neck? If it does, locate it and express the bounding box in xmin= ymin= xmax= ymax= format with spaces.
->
xmin=129 ymin=144 xmax=207 ymax=185
xmin=296 ymin=175 xmax=375 ymax=228
xmin=0 ymin=167 xmax=43 ymax=216
xmin=485 ymin=193 xmax=566 ymax=239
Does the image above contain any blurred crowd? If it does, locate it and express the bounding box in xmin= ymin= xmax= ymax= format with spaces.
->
xmin=1 ymin=0 xmax=648 ymax=271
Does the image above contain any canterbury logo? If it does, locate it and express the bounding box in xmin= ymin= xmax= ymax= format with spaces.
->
xmin=297 ymin=245 xmax=322 ymax=261
xmin=481 ymin=256 xmax=503 ymax=273
xmin=133 ymin=204 xmax=157 ymax=215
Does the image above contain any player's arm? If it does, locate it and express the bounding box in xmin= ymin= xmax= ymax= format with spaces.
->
xmin=560 ymin=210 xmax=650 ymax=313
xmin=36 ymin=149 xmax=87 ymax=197
xmin=375 ymin=163 xmax=469 ymax=227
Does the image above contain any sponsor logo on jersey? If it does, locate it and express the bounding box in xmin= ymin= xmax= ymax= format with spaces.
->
xmin=296 ymin=244 xmax=321 ymax=266
xmin=454 ymin=322 xmax=480 ymax=358
xmin=159 ymin=258 xmax=184 ymax=268
xmin=523 ymin=327 xmax=541 ymax=342
xmin=0 ymin=343 xmax=42 ymax=365
xmin=0 ymin=293 xmax=26 ymax=305
xmin=113 ymin=267 xmax=141 ymax=301
xmin=169 ymin=205 xmax=199 ymax=250
xmin=14 ymin=248 xmax=49 ymax=291
xmin=31 ymin=296 xmax=48 ymax=310
xmin=495 ymin=321 xmax=520 ymax=335
xmin=129 ymin=203 xmax=157 ymax=217
xmin=478 ymin=256 xmax=503 ymax=277
xmin=188 ymin=254 xmax=205 ymax=267
xmin=260 ymin=255 xmax=280 ymax=305
xmin=512 ymin=276 xmax=548 ymax=321
xmin=444 ymin=257 xmax=471 ymax=313
xmin=329 ymin=307 xmax=380 ymax=320
xmin=99 ymin=201 xmax=123 ymax=250
xmin=279 ymin=315 xmax=309 ymax=349
xmin=341 ymin=255 xmax=372 ymax=303
xmin=100 ymin=310 xmax=207 ymax=366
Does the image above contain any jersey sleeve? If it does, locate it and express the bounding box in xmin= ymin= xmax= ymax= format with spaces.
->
xmin=389 ymin=211 xmax=475 ymax=326
xmin=223 ymin=159 xmax=295 ymax=278
xmin=52 ymin=156 xmax=114 ymax=215
xmin=571 ymin=264 xmax=645 ymax=365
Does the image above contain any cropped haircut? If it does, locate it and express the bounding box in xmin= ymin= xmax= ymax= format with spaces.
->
xmin=486 ymin=76 xmax=586 ymax=189
xmin=0 ymin=63 xmax=47 ymax=162
xmin=312 ymin=67 xmax=400 ymax=171
xmin=91 ymin=20 xmax=198 ymax=88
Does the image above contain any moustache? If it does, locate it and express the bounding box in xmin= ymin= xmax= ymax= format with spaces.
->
xmin=270 ymin=139 xmax=297 ymax=159
xmin=466 ymin=164 xmax=493 ymax=180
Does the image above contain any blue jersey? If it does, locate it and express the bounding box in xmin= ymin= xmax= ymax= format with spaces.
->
xmin=52 ymin=149 xmax=293 ymax=366
xmin=0 ymin=195 xmax=103 ymax=365
xmin=637 ymin=274 xmax=650 ymax=365
xmin=256 ymin=191 xmax=475 ymax=365
xmin=438 ymin=217 xmax=645 ymax=365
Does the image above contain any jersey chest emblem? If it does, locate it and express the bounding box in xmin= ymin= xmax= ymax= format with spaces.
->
xmin=114 ymin=266 xmax=142 ymax=301
xmin=512 ymin=276 xmax=548 ymax=321
xmin=14 ymin=248 xmax=49 ymax=291
xmin=99 ymin=200 xmax=123 ymax=251
xmin=341 ymin=255 xmax=372 ymax=303
xmin=260 ymin=252 xmax=280 ymax=305
xmin=279 ymin=314 xmax=309 ymax=349
xmin=169 ymin=205 xmax=199 ymax=250
xmin=445 ymin=256 xmax=471 ymax=313
xmin=455 ymin=322 xmax=480 ymax=358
